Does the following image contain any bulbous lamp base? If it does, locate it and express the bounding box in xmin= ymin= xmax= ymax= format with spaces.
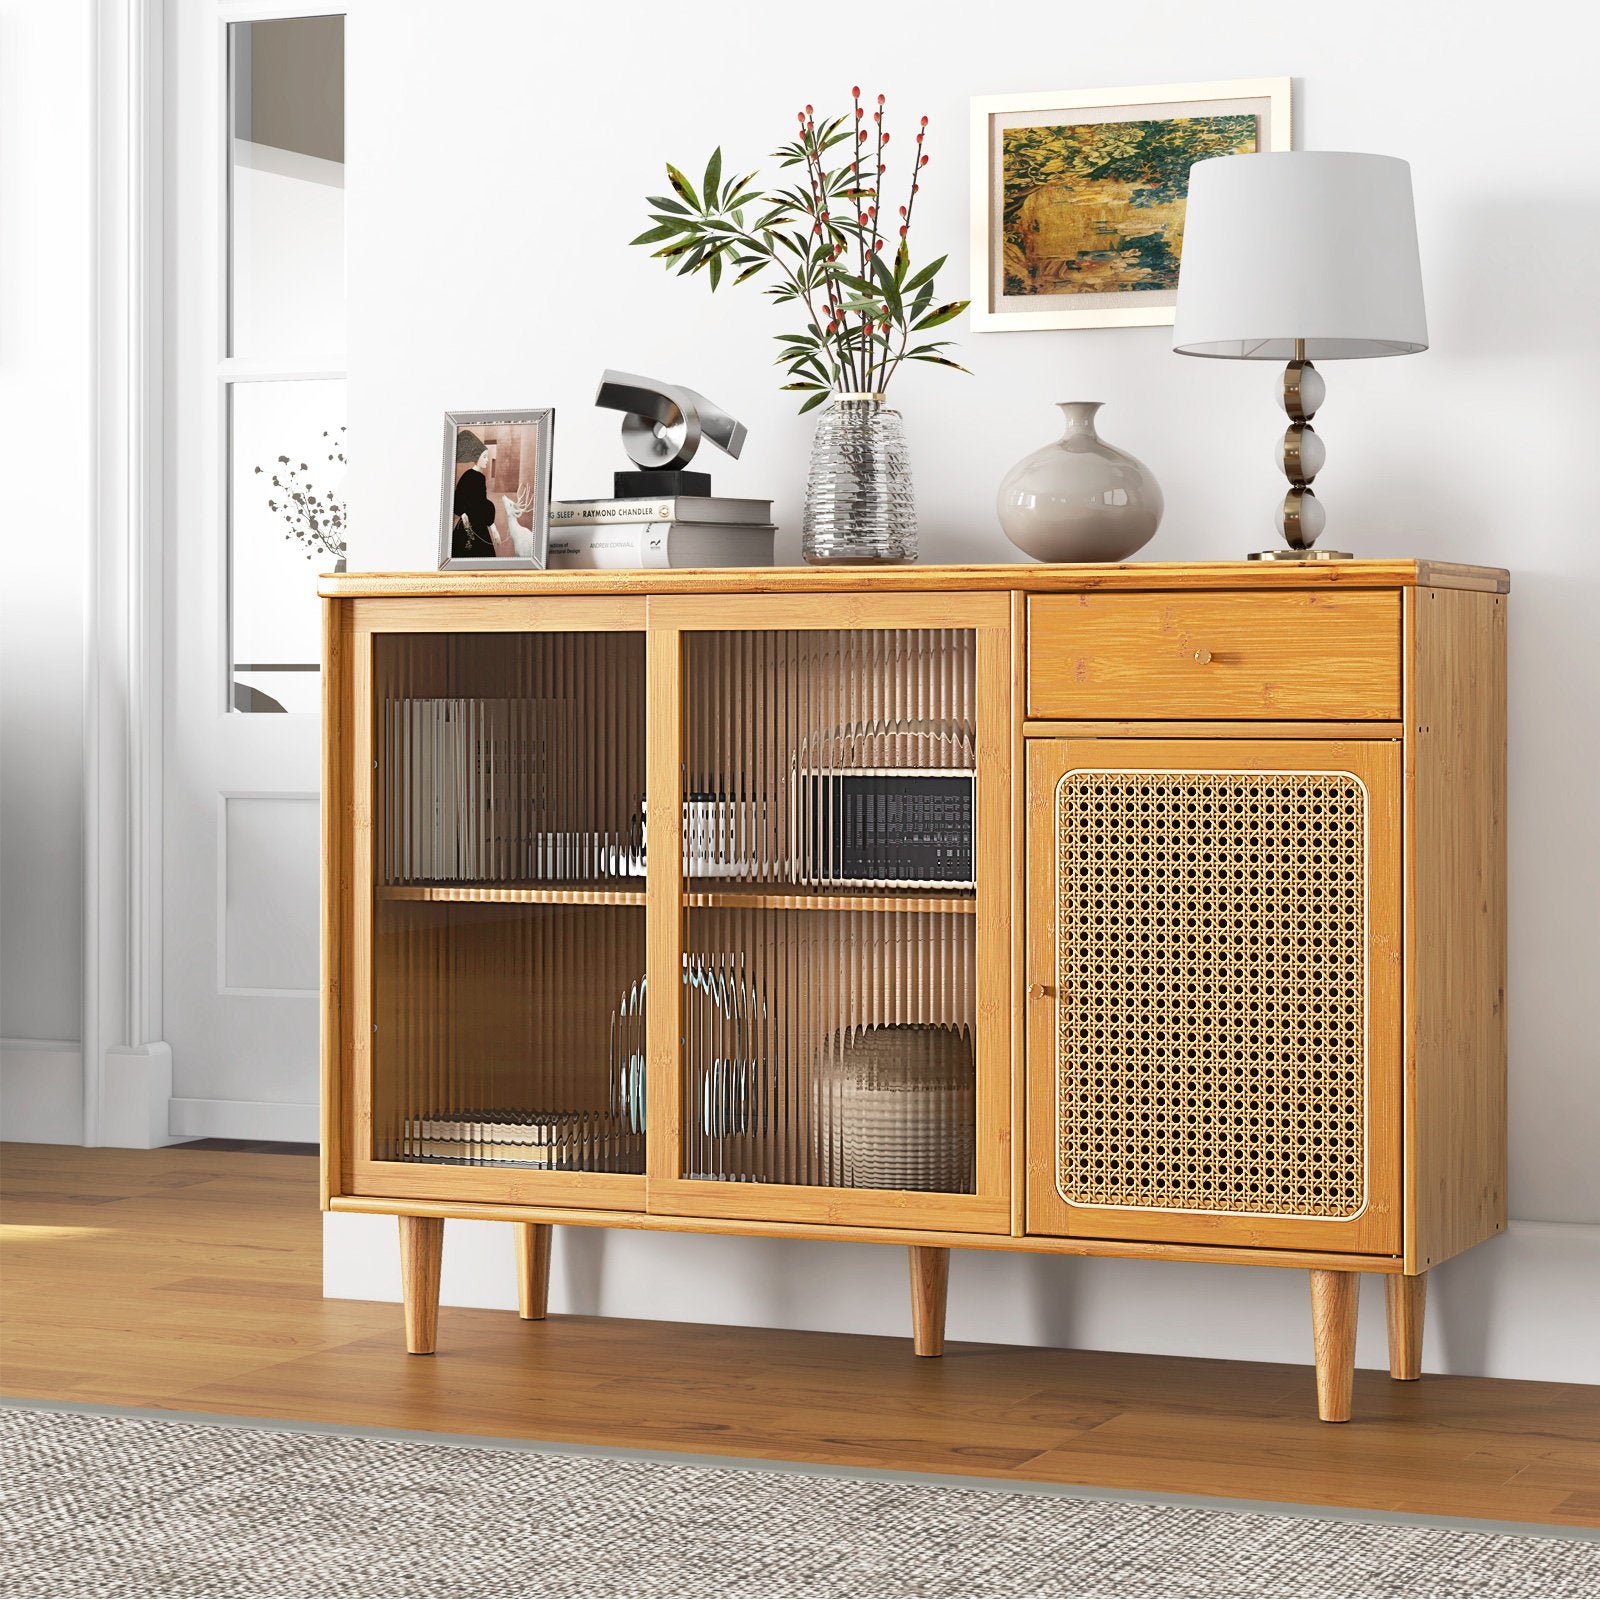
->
xmin=1247 ymin=348 xmax=1352 ymax=562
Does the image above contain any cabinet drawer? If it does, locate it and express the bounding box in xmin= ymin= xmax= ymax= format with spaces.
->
xmin=1027 ymin=591 xmax=1401 ymax=720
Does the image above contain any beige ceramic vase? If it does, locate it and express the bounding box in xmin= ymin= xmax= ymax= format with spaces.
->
xmin=997 ymin=401 xmax=1163 ymax=562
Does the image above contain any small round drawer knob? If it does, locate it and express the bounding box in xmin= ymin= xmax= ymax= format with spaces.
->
xmin=1194 ymin=648 xmax=1213 ymax=664
xmin=1028 ymin=983 xmax=1054 ymax=1000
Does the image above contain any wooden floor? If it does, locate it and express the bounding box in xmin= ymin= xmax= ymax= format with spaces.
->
xmin=2 ymin=1143 xmax=1596 ymax=1529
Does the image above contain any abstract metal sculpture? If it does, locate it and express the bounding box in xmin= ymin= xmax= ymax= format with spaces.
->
xmin=595 ymin=370 xmax=748 ymax=497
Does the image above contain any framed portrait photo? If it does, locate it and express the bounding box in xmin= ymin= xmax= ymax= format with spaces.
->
xmin=439 ymin=408 xmax=555 ymax=570
xmin=970 ymin=78 xmax=1291 ymax=332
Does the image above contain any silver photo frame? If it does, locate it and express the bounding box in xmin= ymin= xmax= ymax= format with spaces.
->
xmin=439 ymin=408 xmax=554 ymax=570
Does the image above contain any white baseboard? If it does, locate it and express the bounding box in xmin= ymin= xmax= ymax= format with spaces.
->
xmin=100 ymin=1042 xmax=178 ymax=1148
xmin=324 ymin=1213 xmax=1600 ymax=1387
xmin=168 ymin=1097 xmax=318 ymax=1143
xmin=0 ymin=1069 xmax=323 ymax=1148
xmin=0 ymin=1039 xmax=84 ymax=1143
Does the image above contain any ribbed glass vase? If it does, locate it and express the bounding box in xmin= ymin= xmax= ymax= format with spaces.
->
xmin=801 ymin=392 xmax=916 ymax=565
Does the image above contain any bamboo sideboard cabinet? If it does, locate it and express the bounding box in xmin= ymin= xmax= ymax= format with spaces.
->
xmin=319 ymin=560 xmax=1507 ymax=1422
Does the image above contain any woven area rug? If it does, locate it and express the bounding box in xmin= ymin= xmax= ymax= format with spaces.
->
xmin=2 ymin=1408 xmax=1595 ymax=1600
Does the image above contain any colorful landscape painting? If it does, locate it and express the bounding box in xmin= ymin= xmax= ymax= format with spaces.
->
xmin=1001 ymin=113 xmax=1258 ymax=297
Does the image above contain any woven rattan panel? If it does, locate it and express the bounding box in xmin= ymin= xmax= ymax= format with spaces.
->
xmin=1054 ymin=769 xmax=1367 ymax=1218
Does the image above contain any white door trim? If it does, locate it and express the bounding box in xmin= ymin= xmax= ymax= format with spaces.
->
xmin=84 ymin=0 xmax=173 ymax=1147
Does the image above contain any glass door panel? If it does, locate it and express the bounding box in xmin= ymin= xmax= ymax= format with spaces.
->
xmin=685 ymin=908 xmax=974 ymax=1190
xmin=679 ymin=628 xmax=979 ymax=1196
xmin=367 ymin=630 xmax=646 ymax=1182
xmin=372 ymin=900 xmax=644 ymax=1172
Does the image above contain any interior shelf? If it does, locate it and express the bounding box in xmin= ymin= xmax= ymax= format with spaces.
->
xmin=683 ymin=884 xmax=975 ymax=915
xmin=380 ymin=883 xmax=648 ymax=907
xmin=378 ymin=884 xmax=973 ymax=914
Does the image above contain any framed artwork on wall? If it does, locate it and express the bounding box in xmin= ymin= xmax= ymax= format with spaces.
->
xmin=969 ymin=78 xmax=1292 ymax=332
xmin=439 ymin=409 xmax=555 ymax=570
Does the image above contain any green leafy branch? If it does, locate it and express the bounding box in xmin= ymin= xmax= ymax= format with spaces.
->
xmin=631 ymin=91 xmax=970 ymax=413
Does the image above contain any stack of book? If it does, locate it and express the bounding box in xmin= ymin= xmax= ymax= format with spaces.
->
xmin=548 ymin=494 xmax=775 ymax=569
xmin=402 ymin=1108 xmax=643 ymax=1172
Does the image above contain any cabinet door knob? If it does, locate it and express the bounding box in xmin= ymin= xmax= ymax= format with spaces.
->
xmin=1194 ymin=648 xmax=1213 ymax=664
xmin=1028 ymin=983 xmax=1055 ymax=1000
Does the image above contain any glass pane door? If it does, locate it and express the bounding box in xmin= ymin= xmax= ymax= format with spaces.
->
xmin=679 ymin=628 xmax=979 ymax=1195
xmin=367 ymin=630 xmax=647 ymax=1185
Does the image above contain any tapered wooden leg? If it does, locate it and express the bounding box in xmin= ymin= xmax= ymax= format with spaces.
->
xmin=909 ymin=1246 xmax=949 ymax=1357
xmin=398 ymin=1215 xmax=443 ymax=1355
xmin=516 ymin=1222 xmax=552 ymax=1321
xmin=1309 ymin=1268 xmax=1358 ymax=1422
xmin=1385 ymin=1271 xmax=1426 ymax=1380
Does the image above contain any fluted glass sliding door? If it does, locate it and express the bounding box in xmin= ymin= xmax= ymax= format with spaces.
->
xmin=644 ymin=594 xmax=1013 ymax=1233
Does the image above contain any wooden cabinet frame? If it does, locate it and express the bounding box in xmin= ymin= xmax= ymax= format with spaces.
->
xmin=319 ymin=562 xmax=1507 ymax=1422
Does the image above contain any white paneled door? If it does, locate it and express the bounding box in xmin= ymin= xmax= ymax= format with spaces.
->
xmin=163 ymin=2 xmax=345 ymax=1141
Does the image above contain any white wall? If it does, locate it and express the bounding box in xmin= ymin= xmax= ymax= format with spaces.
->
xmin=333 ymin=0 xmax=1591 ymax=1377
xmin=0 ymin=0 xmax=92 ymax=1137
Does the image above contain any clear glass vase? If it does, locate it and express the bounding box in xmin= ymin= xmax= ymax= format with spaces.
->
xmin=802 ymin=392 xmax=917 ymax=565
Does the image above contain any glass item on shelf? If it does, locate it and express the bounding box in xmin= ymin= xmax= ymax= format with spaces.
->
xmin=607 ymin=832 xmax=648 ymax=879
xmin=611 ymin=955 xmax=767 ymax=1139
xmin=631 ymin=796 xmax=767 ymax=879
xmin=816 ymin=1023 xmax=975 ymax=1192
xmin=791 ymin=717 xmax=976 ymax=888
xmin=802 ymin=394 xmax=916 ymax=565
xmin=700 ymin=1056 xmax=753 ymax=1141
xmin=997 ymin=402 xmax=1163 ymax=564
xmin=612 ymin=968 xmax=649 ymax=1135
xmin=794 ymin=714 xmax=976 ymax=779
xmin=683 ymin=794 xmax=764 ymax=879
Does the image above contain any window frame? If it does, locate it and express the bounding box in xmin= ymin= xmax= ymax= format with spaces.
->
xmin=217 ymin=0 xmax=347 ymax=716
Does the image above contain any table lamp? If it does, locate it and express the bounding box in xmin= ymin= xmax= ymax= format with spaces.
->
xmin=1173 ymin=151 xmax=1427 ymax=559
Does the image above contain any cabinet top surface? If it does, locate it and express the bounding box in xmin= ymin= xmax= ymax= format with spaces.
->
xmin=320 ymin=560 xmax=1508 ymax=600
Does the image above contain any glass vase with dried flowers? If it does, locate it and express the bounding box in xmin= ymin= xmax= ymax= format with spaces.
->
xmin=633 ymin=92 xmax=969 ymax=564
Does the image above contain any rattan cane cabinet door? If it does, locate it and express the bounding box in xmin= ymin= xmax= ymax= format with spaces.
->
xmin=1025 ymin=739 xmax=1401 ymax=1255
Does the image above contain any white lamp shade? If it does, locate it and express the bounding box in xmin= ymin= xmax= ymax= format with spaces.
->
xmin=1172 ymin=151 xmax=1427 ymax=361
